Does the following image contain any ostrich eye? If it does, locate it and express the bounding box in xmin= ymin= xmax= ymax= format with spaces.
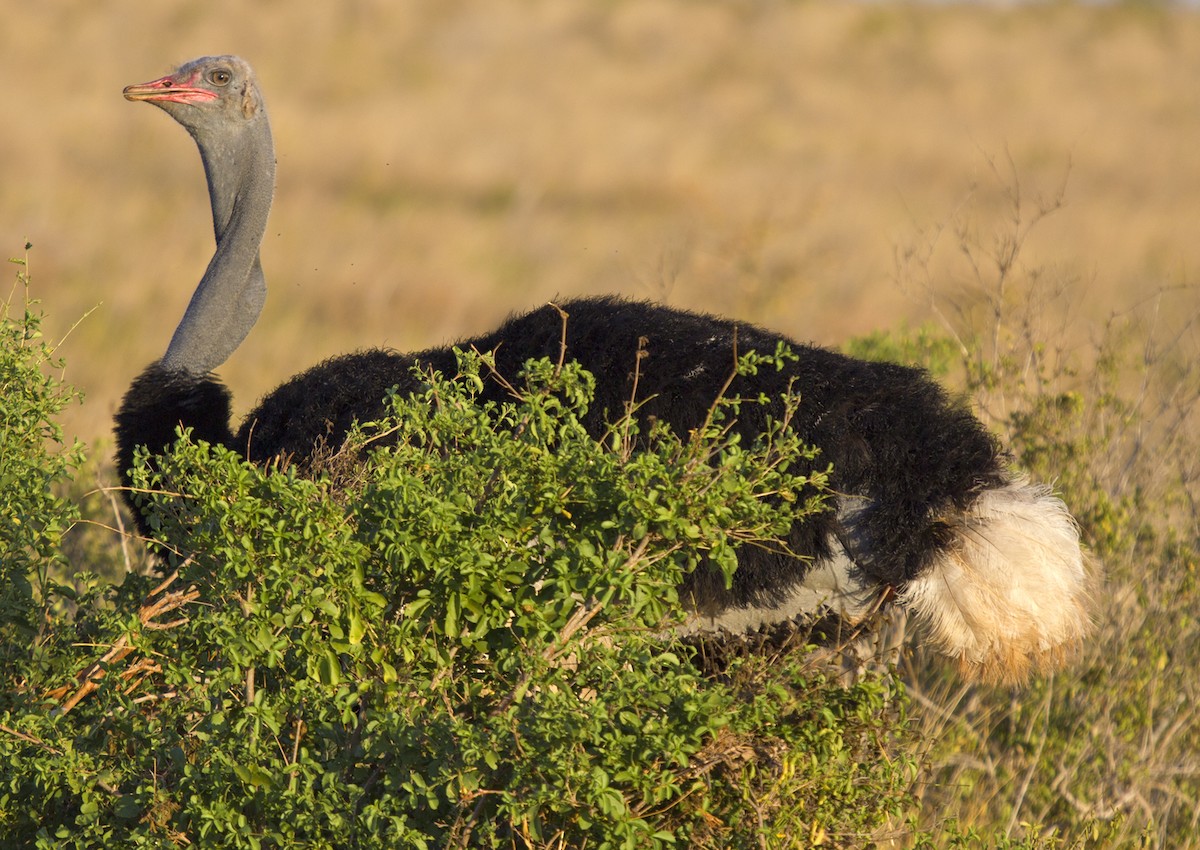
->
xmin=209 ymin=69 xmax=232 ymax=86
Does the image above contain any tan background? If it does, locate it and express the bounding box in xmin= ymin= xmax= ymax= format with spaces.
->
xmin=2 ymin=1 xmax=1198 ymax=447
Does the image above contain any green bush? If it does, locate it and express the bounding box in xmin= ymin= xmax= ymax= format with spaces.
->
xmin=0 ymin=248 xmax=84 ymax=679
xmin=1 ymin=308 xmax=920 ymax=847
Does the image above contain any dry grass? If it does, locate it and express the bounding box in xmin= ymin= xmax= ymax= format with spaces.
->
xmin=2 ymin=1 xmax=1199 ymax=449
xmin=858 ymin=156 xmax=1200 ymax=846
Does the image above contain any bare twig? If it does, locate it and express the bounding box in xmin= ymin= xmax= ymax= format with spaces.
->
xmin=0 ymin=722 xmax=62 ymax=754
xmin=52 ymin=566 xmax=200 ymax=715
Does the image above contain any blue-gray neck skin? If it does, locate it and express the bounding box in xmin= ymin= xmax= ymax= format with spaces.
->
xmin=161 ymin=98 xmax=275 ymax=375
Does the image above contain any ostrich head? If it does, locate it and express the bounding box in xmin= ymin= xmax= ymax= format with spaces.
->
xmin=124 ymin=55 xmax=264 ymax=144
xmin=124 ymin=55 xmax=275 ymax=376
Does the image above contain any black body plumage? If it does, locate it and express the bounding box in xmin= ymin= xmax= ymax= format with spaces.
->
xmin=116 ymin=295 xmax=1005 ymax=616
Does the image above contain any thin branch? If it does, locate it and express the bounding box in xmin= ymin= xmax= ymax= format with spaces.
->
xmin=52 ymin=566 xmax=200 ymax=714
xmin=0 ymin=722 xmax=62 ymax=754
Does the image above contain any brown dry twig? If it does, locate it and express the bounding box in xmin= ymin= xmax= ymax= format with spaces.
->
xmin=47 ymin=566 xmax=201 ymax=714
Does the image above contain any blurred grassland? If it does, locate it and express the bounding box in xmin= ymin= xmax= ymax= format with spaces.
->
xmin=2 ymin=0 xmax=1199 ymax=447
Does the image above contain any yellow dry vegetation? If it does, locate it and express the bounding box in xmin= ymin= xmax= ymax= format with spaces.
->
xmin=1 ymin=1 xmax=1198 ymax=446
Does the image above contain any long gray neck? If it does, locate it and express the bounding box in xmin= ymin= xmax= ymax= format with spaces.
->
xmin=161 ymin=110 xmax=275 ymax=375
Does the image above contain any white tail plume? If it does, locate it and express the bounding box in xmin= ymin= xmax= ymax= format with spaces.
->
xmin=901 ymin=478 xmax=1093 ymax=684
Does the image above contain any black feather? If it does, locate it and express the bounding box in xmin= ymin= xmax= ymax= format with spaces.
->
xmin=116 ymin=296 xmax=1005 ymax=613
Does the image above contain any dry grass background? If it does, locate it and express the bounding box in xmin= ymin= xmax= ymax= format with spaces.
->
xmin=2 ymin=0 xmax=1199 ymax=448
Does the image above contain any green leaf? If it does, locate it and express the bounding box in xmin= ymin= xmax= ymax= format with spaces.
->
xmin=348 ymin=607 xmax=366 ymax=645
xmin=233 ymin=764 xmax=276 ymax=789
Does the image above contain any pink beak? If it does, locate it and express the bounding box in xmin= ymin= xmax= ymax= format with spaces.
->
xmin=123 ymin=74 xmax=217 ymax=105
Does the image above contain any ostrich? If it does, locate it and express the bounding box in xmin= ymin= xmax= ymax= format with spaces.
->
xmin=115 ymin=55 xmax=1091 ymax=684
